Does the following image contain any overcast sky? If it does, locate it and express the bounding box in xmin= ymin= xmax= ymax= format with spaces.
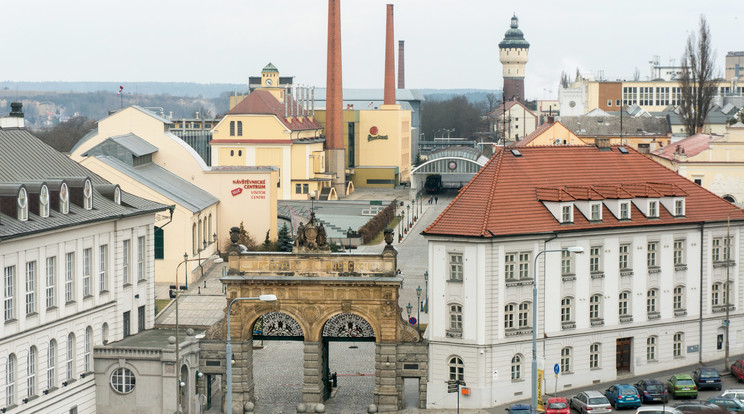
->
xmin=1 ymin=0 xmax=741 ymax=99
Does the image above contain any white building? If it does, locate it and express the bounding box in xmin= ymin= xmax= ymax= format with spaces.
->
xmin=0 ymin=104 xmax=167 ymax=413
xmin=422 ymin=145 xmax=744 ymax=410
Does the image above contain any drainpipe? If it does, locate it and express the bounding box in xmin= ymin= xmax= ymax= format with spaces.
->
xmin=699 ymin=222 xmax=704 ymax=365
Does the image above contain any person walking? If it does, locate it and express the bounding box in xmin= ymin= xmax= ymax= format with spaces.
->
xmin=435 ymin=196 xmax=438 ymax=205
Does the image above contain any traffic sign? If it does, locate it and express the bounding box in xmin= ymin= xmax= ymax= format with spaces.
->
xmin=554 ymin=363 xmax=560 ymax=375
xmin=409 ymin=317 xmax=417 ymax=325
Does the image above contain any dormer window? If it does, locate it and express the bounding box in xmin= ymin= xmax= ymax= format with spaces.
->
xmin=40 ymin=185 xmax=50 ymax=217
xmin=620 ymin=201 xmax=631 ymax=220
xmin=674 ymin=199 xmax=685 ymax=217
xmin=83 ymin=179 xmax=93 ymax=210
xmin=114 ymin=187 xmax=122 ymax=205
xmin=60 ymin=183 xmax=69 ymax=214
xmin=590 ymin=202 xmax=602 ymax=221
xmin=561 ymin=204 xmax=574 ymax=224
xmin=648 ymin=200 xmax=659 ymax=218
xmin=18 ymin=188 xmax=28 ymax=221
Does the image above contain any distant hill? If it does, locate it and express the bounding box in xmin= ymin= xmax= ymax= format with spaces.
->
xmin=0 ymin=81 xmax=246 ymax=99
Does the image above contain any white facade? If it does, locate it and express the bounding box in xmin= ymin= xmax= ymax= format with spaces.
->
xmin=426 ymin=222 xmax=743 ymax=410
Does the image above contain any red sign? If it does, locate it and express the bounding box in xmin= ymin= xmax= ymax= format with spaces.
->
xmin=369 ymin=126 xmax=379 ymax=135
xmin=231 ymin=188 xmax=243 ymax=196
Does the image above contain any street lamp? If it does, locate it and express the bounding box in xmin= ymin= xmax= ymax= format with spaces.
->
xmin=174 ymin=252 xmax=188 ymax=413
xmin=424 ymin=271 xmax=429 ymax=313
xmin=347 ymin=227 xmax=353 ymax=253
xmin=214 ymin=232 xmax=219 ymax=256
xmin=531 ymin=246 xmax=583 ymax=414
xmin=406 ymin=302 xmax=413 ymax=322
xmin=407 ymin=205 xmax=410 ymax=228
xmin=416 ymin=286 xmax=422 ymax=333
xmin=309 ymin=190 xmax=317 ymax=214
xmin=226 ymin=294 xmax=278 ymax=414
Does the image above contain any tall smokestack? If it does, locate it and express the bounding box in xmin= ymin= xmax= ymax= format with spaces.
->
xmin=326 ymin=0 xmax=346 ymax=195
xmin=384 ymin=4 xmax=395 ymax=105
xmin=398 ymin=40 xmax=405 ymax=89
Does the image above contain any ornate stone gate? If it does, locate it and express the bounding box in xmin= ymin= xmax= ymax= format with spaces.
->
xmin=206 ymin=221 xmax=427 ymax=413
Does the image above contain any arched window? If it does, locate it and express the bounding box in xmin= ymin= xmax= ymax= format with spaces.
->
xmin=646 ymin=336 xmax=657 ymax=361
xmin=66 ymin=333 xmax=75 ymax=380
xmin=48 ymin=340 xmax=56 ymax=389
xmin=589 ymin=343 xmax=601 ymax=369
xmin=114 ymin=186 xmax=121 ymax=205
xmin=237 ymin=121 xmax=243 ymax=136
xmin=511 ymin=354 xmax=522 ymax=380
xmin=192 ymin=223 xmax=197 ymax=255
xmin=18 ymin=187 xmax=28 ymax=221
xmin=208 ymin=214 xmax=213 ymax=242
xmin=448 ymin=356 xmax=464 ymax=381
xmin=203 ymin=220 xmax=207 ymax=248
xmin=102 ymin=322 xmax=110 ymax=345
xmin=84 ymin=326 xmax=93 ymax=372
xmin=198 ymin=219 xmax=203 ymax=251
xmin=229 ymin=121 xmax=235 ymax=136
xmin=40 ymin=185 xmax=50 ymax=217
xmin=83 ymin=179 xmax=93 ymax=210
xmin=560 ymin=347 xmax=572 ymax=373
xmin=505 ymin=303 xmax=515 ymax=329
xmin=27 ymin=346 xmax=37 ymax=397
xmin=6 ymin=353 xmax=16 ymax=406
xmin=60 ymin=183 xmax=69 ymax=214
xmin=673 ymin=332 xmax=684 ymax=357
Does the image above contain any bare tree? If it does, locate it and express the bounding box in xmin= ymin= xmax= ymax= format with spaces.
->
xmin=560 ymin=71 xmax=570 ymax=88
xmin=633 ymin=67 xmax=640 ymax=81
xmin=679 ymin=15 xmax=718 ymax=135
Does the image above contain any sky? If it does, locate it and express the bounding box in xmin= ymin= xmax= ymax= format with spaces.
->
xmin=1 ymin=0 xmax=741 ymax=100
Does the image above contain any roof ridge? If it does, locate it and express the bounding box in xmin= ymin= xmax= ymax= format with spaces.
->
xmin=480 ymin=150 xmax=506 ymax=237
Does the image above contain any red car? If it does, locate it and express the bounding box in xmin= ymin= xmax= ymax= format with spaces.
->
xmin=732 ymin=360 xmax=744 ymax=382
xmin=546 ymin=397 xmax=571 ymax=414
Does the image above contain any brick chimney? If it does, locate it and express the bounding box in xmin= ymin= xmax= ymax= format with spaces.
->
xmin=325 ymin=0 xmax=346 ymax=195
xmin=398 ymin=40 xmax=405 ymax=89
xmin=384 ymin=4 xmax=395 ymax=105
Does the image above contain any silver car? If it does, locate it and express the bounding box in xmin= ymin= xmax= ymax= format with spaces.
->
xmin=721 ymin=389 xmax=744 ymax=403
xmin=571 ymin=391 xmax=613 ymax=414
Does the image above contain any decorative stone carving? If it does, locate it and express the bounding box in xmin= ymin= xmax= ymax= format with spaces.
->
xmin=303 ymin=306 xmax=321 ymax=324
xmin=322 ymin=313 xmax=375 ymax=338
xmin=341 ymin=302 xmax=352 ymax=313
xmin=294 ymin=213 xmax=331 ymax=252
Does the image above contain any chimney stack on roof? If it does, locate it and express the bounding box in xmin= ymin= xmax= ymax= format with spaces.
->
xmin=0 ymin=102 xmax=25 ymax=129
xmin=383 ymin=4 xmax=396 ymax=105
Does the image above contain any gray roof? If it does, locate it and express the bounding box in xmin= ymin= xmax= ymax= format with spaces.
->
xmin=559 ymin=114 xmax=670 ymax=137
xmin=94 ymin=155 xmax=218 ymax=213
xmin=108 ymin=133 xmax=158 ymax=157
xmin=0 ymin=127 xmax=168 ymax=240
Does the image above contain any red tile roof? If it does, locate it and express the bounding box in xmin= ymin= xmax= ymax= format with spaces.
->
xmin=424 ymin=145 xmax=744 ymax=238
xmin=652 ymin=133 xmax=718 ymax=160
xmin=228 ymin=90 xmax=323 ymax=131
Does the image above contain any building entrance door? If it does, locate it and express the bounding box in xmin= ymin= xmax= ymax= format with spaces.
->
xmin=616 ymin=338 xmax=632 ymax=373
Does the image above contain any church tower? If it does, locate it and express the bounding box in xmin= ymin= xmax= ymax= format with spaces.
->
xmin=499 ymin=15 xmax=530 ymax=102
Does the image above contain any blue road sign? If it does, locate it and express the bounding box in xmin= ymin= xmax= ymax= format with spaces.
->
xmin=554 ymin=363 xmax=560 ymax=375
xmin=409 ymin=317 xmax=417 ymax=325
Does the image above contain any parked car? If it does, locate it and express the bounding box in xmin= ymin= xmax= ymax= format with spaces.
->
xmin=707 ymin=397 xmax=744 ymax=412
xmin=668 ymin=374 xmax=698 ymax=399
xmin=570 ymin=391 xmax=613 ymax=414
xmin=731 ymin=361 xmax=744 ymax=383
xmin=634 ymin=407 xmax=683 ymax=414
xmin=507 ymin=403 xmax=533 ymax=414
xmin=606 ymin=384 xmax=642 ymax=409
xmin=672 ymin=402 xmax=724 ymax=413
xmin=636 ymin=379 xmax=670 ymax=403
xmin=693 ymin=367 xmax=722 ymax=391
xmin=546 ymin=397 xmax=570 ymax=414
xmin=721 ymin=390 xmax=744 ymax=404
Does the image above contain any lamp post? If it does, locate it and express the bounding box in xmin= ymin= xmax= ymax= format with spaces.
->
xmin=175 ymin=252 xmax=188 ymax=414
xmin=226 ymin=294 xmax=278 ymax=414
xmin=424 ymin=271 xmax=429 ymax=313
xmin=416 ymin=285 xmax=422 ymax=333
xmin=406 ymin=302 xmax=413 ymax=322
xmin=407 ymin=205 xmax=410 ymax=228
xmin=214 ymin=232 xmax=219 ymax=256
xmin=531 ymin=246 xmax=583 ymax=414
xmin=310 ymin=190 xmax=316 ymax=214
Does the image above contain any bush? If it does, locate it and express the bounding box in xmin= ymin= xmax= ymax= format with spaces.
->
xmin=357 ymin=200 xmax=397 ymax=244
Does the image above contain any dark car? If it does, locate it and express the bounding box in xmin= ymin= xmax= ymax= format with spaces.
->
xmin=673 ymin=402 xmax=725 ymax=413
xmin=707 ymin=397 xmax=744 ymax=412
xmin=731 ymin=361 xmax=744 ymax=383
xmin=507 ymin=404 xmax=533 ymax=414
xmin=606 ymin=384 xmax=642 ymax=409
xmin=693 ymin=367 xmax=722 ymax=391
xmin=636 ymin=379 xmax=670 ymax=404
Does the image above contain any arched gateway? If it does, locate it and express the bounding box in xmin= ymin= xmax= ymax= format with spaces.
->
xmin=203 ymin=221 xmax=426 ymax=413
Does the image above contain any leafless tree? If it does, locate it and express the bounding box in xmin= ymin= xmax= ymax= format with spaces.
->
xmin=679 ymin=15 xmax=718 ymax=135
xmin=633 ymin=67 xmax=640 ymax=81
xmin=560 ymin=71 xmax=570 ymax=88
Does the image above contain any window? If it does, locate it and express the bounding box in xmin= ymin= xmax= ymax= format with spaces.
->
xmin=40 ymin=185 xmax=50 ymax=217
xmin=449 ymin=304 xmax=462 ymax=331
xmin=648 ymin=200 xmax=659 ymax=218
xmin=83 ymin=179 xmax=92 ymax=210
xmin=449 ymin=254 xmax=463 ymax=281
xmin=25 ymin=261 xmax=36 ymax=315
xmin=138 ymin=305 xmax=145 ymax=332
xmin=673 ymin=332 xmax=684 ymax=357
xmin=619 ymin=291 xmax=630 ymax=316
xmin=505 ymin=303 xmax=515 ymax=329
xmin=620 ymin=201 xmax=630 ymax=220
xmin=18 ymin=187 xmax=28 ymax=221
xmin=561 ymin=250 xmax=573 ymax=275
xmin=123 ymin=311 xmax=131 ymax=337
xmin=713 ymin=237 xmax=732 ymax=262
xmin=137 ymin=236 xmax=145 ymax=281
xmin=560 ymin=347 xmax=572 ymax=373
xmin=448 ymin=357 xmax=464 ymax=382
xmin=511 ymin=355 xmax=522 ymax=380
xmin=590 ymin=246 xmax=602 ymax=272
xmin=66 ymin=333 xmax=75 ymax=380
xmin=4 ymin=265 xmax=15 ymax=321
xmin=110 ymin=368 xmax=136 ymax=394
xmin=561 ymin=297 xmax=573 ymax=322
xmin=675 ymin=199 xmax=685 ymax=216
xmin=229 ymin=120 xmax=235 ymax=136
xmin=83 ymin=248 xmax=91 ymax=297
xmin=646 ymin=336 xmax=657 ymax=361
xmin=590 ymin=203 xmax=601 ymax=221
xmin=674 ymin=240 xmax=685 ymax=265
xmin=674 ymin=286 xmax=685 ymax=310
xmin=712 ymin=282 xmax=731 ymax=306
xmin=504 ymin=253 xmax=516 ymax=280
xmin=518 ymin=302 xmax=530 ymax=328
xmin=237 ymin=121 xmax=243 ymax=136
xmin=302 ymin=184 xmax=309 ymax=194
xmin=561 ymin=204 xmax=573 ymax=223
xmin=123 ymin=240 xmax=130 ymax=285
xmin=84 ymin=327 xmax=92 ymax=372
xmin=46 ymin=257 xmax=56 ymax=308
xmin=590 ymin=294 xmax=602 ymax=319
xmin=589 ymin=343 xmax=601 ymax=369
xmin=518 ymin=252 xmax=530 ymax=279
xmin=65 ymin=252 xmax=74 ymax=303
xmin=619 ymin=244 xmax=631 ymax=270
xmin=27 ymin=347 xmax=37 ymax=397
xmin=99 ymin=245 xmax=108 ymax=292
xmin=114 ymin=187 xmax=121 ymax=205
xmin=647 ymin=289 xmax=658 ymax=313
xmin=647 ymin=242 xmax=658 ymax=267
xmin=6 ymin=354 xmax=15 ymax=406
xmin=192 ymin=223 xmax=197 ymax=254
xmin=295 ymin=184 xmax=302 ymax=194
xmin=48 ymin=340 xmax=56 ymax=389
xmin=60 ymin=183 xmax=69 ymax=214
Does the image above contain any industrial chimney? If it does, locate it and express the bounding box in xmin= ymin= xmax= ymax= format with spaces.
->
xmin=383 ymin=4 xmax=396 ymax=105
xmin=325 ymin=0 xmax=346 ymax=196
xmin=398 ymin=40 xmax=405 ymax=89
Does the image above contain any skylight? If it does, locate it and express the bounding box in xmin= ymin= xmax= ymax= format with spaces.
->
xmin=511 ymin=149 xmax=522 ymax=157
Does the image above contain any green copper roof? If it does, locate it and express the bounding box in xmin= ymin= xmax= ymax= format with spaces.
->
xmin=262 ymin=62 xmax=279 ymax=73
xmin=499 ymin=15 xmax=530 ymax=49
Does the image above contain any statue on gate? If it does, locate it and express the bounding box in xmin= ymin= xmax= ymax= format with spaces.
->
xmin=294 ymin=212 xmax=331 ymax=253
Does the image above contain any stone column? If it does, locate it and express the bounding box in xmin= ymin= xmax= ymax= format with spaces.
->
xmin=225 ymin=341 xmax=255 ymax=413
xmin=374 ymin=343 xmax=399 ymax=412
xmin=302 ymin=341 xmax=325 ymax=404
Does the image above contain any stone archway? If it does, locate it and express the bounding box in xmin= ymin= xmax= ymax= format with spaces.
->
xmin=207 ymin=227 xmax=427 ymax=413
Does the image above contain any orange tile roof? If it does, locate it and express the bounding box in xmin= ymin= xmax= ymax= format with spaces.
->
xmin=424 ymin=145 xmax=744 ymax=238
xmin=228 ymin=90 xmax=323 ymax=131
xmin=652 ymin=133 xmax=717 ymax=160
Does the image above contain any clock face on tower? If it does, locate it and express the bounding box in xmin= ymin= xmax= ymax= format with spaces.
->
xmin=266 ymin=79 xmax=273 ymax=86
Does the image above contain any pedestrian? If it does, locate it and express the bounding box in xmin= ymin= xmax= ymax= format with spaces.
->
xmin=435 ymin=196 xmax=438 ymax=205
xmin=332 ymin=371 xmax=338 ymax=388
